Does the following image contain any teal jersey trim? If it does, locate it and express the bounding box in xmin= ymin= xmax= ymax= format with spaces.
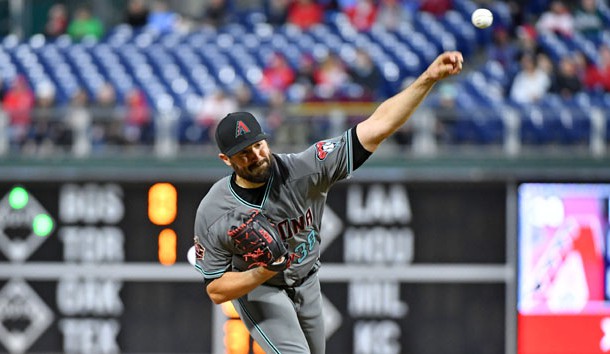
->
xmin=202 ymin=265 xmax=229 ymax=279
xmin=194 ymin=264 xmax=204 ymax=276
xmin=346 ymin=129 xmax=353 ymax=175
xmin=237 ymin=298 xmax=282 ymax=354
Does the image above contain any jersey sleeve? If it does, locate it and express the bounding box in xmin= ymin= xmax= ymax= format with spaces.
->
xmin=193 ymin=211 xmax=233 ymax=282
xmin=306 ymin=128 xmax=355 ymax=189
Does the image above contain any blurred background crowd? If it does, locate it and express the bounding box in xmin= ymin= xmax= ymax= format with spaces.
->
xmin=0 ymin=0 xmax=608 ymax=157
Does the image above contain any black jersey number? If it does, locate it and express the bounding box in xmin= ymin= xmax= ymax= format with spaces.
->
xmin=294 ymin=229 xmax=317 ymax=263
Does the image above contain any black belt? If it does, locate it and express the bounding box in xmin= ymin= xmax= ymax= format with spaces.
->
xmin=271 ymin=266 xmax=319 ymax=289
xmin=291 ymin=266 xmax=319 ymax=287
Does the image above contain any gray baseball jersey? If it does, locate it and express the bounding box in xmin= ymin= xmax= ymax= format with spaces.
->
xmin=194 ymin=129 xmax=354 ymax=286
xmin=193 ymin=128 xmax=357 ymax=354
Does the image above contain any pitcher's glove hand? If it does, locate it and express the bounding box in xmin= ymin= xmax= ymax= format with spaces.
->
xmin=228 ymin=210 xmax=293 ymax=272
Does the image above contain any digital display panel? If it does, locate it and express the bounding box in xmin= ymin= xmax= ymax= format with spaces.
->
xmin=518 ymin=183 xmax=610 ymax=354
xmin=0 ymin=180 xmax=506 ymax=354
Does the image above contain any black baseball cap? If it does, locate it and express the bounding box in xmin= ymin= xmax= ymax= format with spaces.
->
xmin=215 ymin=112 xmax=269 ymax=156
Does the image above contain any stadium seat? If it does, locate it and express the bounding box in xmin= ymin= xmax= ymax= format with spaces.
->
xmin=412 ymin=12 xmax=459 ymax=53
xmin=402 ymin=31 xmax=440 ymax=64
xmin=537 ymin=32 xmax=570 ymax=63
xmin=564 ymin=33 xmax=599 ymax=64
xmin=440 ymin=10 xmax=476 ymax=57
xmin=517 ymin=104 xmax=552 ymax=145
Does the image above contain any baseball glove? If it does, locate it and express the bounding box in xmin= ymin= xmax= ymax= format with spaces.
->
xmin=228 ymin=210 xmax=292 ymax=272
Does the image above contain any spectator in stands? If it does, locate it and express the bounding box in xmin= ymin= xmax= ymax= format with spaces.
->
xmin=265 ymin=0 xmax=290 ymax=26
xmin=24 ymin=81 xmax=58 ymax=155
xmin=487 ymin=27 xmax=519 ymax=70
xmin=514 ymin=23 xmax=540 ymax=69
xmin=264 ymin=90 xmax=290 ymax=144
xmin=551 ymin=56 xmax=583 ymax=98
xmin=67 ymin=5 xmax=105 ymax=41
xmin=535 ymin=1 xmax=574 ymax=38
xmin=202 ymin=0 xmax=230 ymax=28
xmin=91 ymin=83 xmax=122 ymax=149
xmin=508 ymin=0 xmax=557 ymax=29
xmin=196 ymin=89 xmax=238 ymax=142
xmin=3 ymin=75 xmax=35 ymax=148
xmin=234 ymin=83 xmax=255 ymax=108
xmin=44 ymin=3 xmax=68 ymax=38
xmin=343 ymin=0 xmax=378 ymax=32
xmin=94 ymin=82 xmax=119 ymax=113
xmin=348 ymin=48 xmax=382 ymax=100
xmin=572 ymin=50 xmax=589 ymax=81
xmin=288 ymin=53 xmax=317 ymax=102
xmin=536 ymin=52 xmax=554 ymax=77
xmin=573 ymin=0 xmax=604 ymax=43
xmin=125 ymin=0 xmax=149 ymax=29
xmin=124 ymin=89 xmax=152 ymax=145
xmin=259 ymin=52 xmax=296 ymax=98
xmin=147 ymin=0 xmax=179 ymax=34
xmin=584 ymin=44 xmax=610 ymax=92
xmin=287 ymin=0 xmax=324 ymax=29
xmin=427 ymin=81 xmax=464 ymax=144
xmin=376 ymin=0 xmax=414 ymax=31
xmin=65 ymin=89 xmax=92 ymax=156
xmin=419 ymin=0 xmax=453 ymax=17
xmin=313 ymin=52 xmax=351 ymax=100
xmin=509 ymin=53 xmax=551 ymax=104
xmin=506 ymin=0 xmax=526 ymax=29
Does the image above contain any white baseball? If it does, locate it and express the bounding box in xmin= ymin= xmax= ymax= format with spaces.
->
xmin=471 ymin=8 xmax=493 ymax=29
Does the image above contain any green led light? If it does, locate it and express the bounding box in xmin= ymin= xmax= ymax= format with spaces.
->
xmin=8 ymin=187 xmax=29 ymax=210
xmin=32 ymin=214 xmax=53 ymax=237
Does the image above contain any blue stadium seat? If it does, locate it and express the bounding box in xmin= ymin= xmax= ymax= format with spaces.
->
xmin=33 ymin=43 xmax=80 ymax=103
xmin=439 ymin=10 xmax=477 ymax=57
xmin=481 ymin=60 xmax=511 ymax=90
xmin=598 ymin=1 xmax=610 ymax=27
xmin=517 ymin=104 xmax=553 ymax=145
xmin=488 ymin=1 xmax=513 ymax=31
xmin=0 ymin=48 xmax=18 ymax=84
xmin=537 ymin=32 xmax=570 ymax=63
xmin=412 ymin=12 xmax=458 ymax=52
xmin=564 ymin=33 xmax=599 ymax=64
xmin=453 ymin=0 xmax=477 ymax=20
xmin=401 ymin=31 xmax=440 ymax=64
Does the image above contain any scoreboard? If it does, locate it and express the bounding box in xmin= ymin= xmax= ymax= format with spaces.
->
xmin=0 ymin=181 xmax=210 ymax=353
xmin=0 ymin=180 xmax=508 ymax=354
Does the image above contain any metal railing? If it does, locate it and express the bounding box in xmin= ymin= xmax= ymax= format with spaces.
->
xmin=0 ymin=103 xmax=606 ymax=159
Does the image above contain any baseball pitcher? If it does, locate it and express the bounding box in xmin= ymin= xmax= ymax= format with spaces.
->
xmin=193 ymin=51 xmax=464 ymax=354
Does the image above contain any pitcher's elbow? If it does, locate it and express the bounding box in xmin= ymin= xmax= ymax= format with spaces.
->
xmin=206 ymin=285 xmax=232 ymax=305
xmin=207 ymin=290 xmax=227 ymax=305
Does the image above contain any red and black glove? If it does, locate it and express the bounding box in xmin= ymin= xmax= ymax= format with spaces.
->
xmin=228 ymin=210 xmax=293 ymax=272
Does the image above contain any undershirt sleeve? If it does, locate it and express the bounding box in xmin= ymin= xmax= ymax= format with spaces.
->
xmin=351 ymin=125 xmax=372 ymax=171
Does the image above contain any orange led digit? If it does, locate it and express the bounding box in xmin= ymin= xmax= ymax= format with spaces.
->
xmin=221 ymin=302 xmax=240 ymax=318
xmin=148 ymin=183 xmax=177 ymax=225
xmin=224 ymin=319 xmax=249 ymax=354
xmin=158 ymin=229 xmax=177 ymax=266
xmin=221 ymin=302 xmax=264 ymax=354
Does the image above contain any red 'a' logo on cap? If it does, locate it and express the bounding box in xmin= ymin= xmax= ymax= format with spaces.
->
xmin=235 ymin=120 xmax=250 ymax=137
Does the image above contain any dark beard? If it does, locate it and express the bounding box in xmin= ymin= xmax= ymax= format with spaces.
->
xmin=234 ymin=155 xmax=273 ymax=184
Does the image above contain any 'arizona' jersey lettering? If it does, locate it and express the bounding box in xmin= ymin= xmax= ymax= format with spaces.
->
xmin=277 ymin=207 xmax=313 ymax=240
